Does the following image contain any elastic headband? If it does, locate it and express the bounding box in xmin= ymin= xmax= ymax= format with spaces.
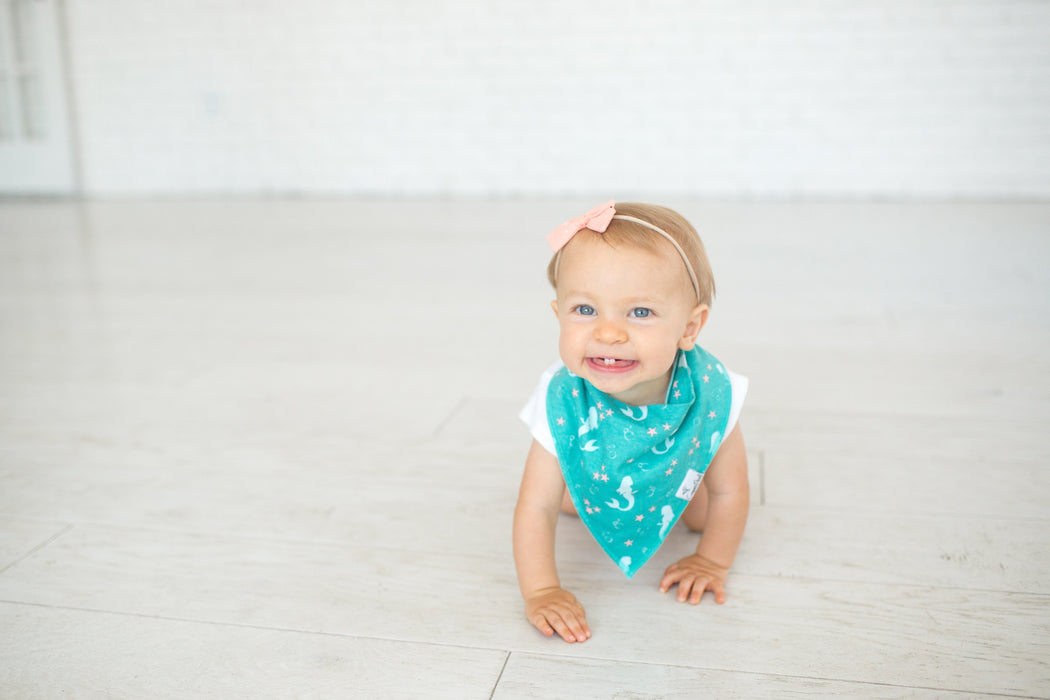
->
xmin=547 ymin=200 xmax=702 ymax=302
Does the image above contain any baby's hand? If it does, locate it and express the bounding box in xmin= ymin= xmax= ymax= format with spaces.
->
xmin=524 ymin=587 xmax=592 ymax=643
xmin=659 ymin=554 xmax=730 ymax=605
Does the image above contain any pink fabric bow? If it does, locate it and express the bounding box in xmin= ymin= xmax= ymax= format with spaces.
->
xmin=546 ymin=200 xmax=617 ymax=252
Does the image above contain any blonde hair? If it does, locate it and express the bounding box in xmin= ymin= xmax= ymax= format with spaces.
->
xmin=546 ymin=202 xmax=716 ymax=306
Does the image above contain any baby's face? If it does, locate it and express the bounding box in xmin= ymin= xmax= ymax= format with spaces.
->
xmin=552 ymin=235 xmax=707 ymax=406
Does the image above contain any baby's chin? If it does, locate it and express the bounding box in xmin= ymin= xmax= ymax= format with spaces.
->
xmin=582 ymin=366 xmax=674 ymax=406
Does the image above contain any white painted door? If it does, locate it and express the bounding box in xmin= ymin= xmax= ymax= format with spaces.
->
xmin=0 ymin=0 xmax=74 ymax=193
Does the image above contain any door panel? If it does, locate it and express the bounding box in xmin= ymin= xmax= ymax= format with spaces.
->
xmin=0 ymin=0 xmax=75 ymax=194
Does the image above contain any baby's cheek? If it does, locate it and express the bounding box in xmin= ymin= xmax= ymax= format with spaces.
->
xmin=556 ymin=333 xmax=575 ymax=364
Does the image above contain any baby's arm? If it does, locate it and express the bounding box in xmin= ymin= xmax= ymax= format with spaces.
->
xmin=512 ymin=439 xmax=592 ymax=643
xmin=660 ymin=425 xmax=749 ymax=604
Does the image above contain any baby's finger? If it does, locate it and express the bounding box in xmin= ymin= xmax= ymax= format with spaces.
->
xmin=565 ymin=610 xmax=591 ymax=642
xmin=548 ymin=613 xmax=580 ymax=643
xmin=528 ymin=612 xmax=556 ymax=637
xmin=567 ymin=617 xmax=592 ymax=642
xmin=711 ymin=581 xmax=727 ymax=605
xmin=675 ymin=574 xmax=700 ymax=602
xmin=659 ymin=568 xmax=683 ymax=594
xmin=688 ymin=577 xmax=710 ymax=605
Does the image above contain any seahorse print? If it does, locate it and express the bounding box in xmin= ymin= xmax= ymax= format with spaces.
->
xmin=620 ymin=406 xmax=648 ymax=421
xmin=605 ymin=476 xmax=636 ymax=511
xmin=651 ymin=437 xmax=675 ymax=454
xmin=578 ymin=406 xmax=598 ymax=437
xmin=658 ymin=505 xmax=675 ymax=538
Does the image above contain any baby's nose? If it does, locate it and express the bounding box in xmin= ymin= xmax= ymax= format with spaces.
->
xmin=593 ymin=318 xmax=628 ymax=344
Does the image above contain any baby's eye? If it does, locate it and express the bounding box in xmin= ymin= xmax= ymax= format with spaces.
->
xmin=630 ymin=308 xmax=652 ymax=318
xmin=574 ymin=305 xmax=596 ymax=316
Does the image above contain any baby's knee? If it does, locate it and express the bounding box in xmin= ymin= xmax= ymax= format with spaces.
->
xmin=559 ymin=490 xmax=579 ymax=517
xmin=680 ymin=482 xmax=709 ymax=532
xmin=680 ymin=516 xmax=704 ymax=533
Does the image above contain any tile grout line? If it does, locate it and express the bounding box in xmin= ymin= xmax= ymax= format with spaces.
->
xmin=488 ymin=651 xmax=511 ymax=700
xmin=0 ymin=523 xmax=75 ymax=577
xmin=7 ymin=518 xmax=527 ymax=569
xmin=429 ymin=396 xmax=469 ymax=440
xmin=0 ymin=598 xmax=514 ymax=657
xmin=508 ymin=650 xmax=1046 ymax=700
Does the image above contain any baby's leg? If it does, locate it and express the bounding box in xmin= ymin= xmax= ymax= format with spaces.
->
xmin=679 ymin=481 xmax=709 ymax=532
xmin=560 ymin=488 xmax=579 ymax=517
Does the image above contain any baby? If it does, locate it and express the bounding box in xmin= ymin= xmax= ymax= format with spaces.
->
xmin=513 ymin=201 xmax=749 ymax=643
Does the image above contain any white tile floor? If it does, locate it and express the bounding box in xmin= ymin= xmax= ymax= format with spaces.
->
xmin=0 ymin=198 xmax=1048 ymax=698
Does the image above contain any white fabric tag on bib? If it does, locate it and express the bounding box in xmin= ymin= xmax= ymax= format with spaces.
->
xmin=675 ymin=469 xmax=703 ymax=501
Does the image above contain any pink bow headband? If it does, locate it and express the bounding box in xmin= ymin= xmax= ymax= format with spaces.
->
xmin=547 ymin=200 xmax=702 ymax=302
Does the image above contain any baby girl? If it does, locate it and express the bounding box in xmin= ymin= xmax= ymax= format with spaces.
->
xmin=513 ymin=201 xmax=749 ymax=643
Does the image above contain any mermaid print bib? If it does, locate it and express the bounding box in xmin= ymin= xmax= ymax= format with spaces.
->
xmin=546 ymin=346 xmax=732 ymax=578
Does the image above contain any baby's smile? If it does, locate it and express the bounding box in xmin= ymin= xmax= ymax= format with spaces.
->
xmin=587 ymin=357 xmax=638 ymax=373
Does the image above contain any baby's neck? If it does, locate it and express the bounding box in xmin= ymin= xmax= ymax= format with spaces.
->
xmin=609 ymin=369 xmax=674 ymax=407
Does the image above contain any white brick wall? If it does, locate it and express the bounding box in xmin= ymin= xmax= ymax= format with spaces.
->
xmin=66 ymin=0 xmax=1050 ymax=197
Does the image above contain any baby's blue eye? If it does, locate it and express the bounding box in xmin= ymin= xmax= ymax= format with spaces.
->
xmin=575 ymin=305 xmax=596 ymax=316
xmin=631 ymin=308 xmax=652 ymax=318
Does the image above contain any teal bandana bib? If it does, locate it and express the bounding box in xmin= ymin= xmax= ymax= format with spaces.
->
xmin=546 ymin=346 xmax=732 ymax=578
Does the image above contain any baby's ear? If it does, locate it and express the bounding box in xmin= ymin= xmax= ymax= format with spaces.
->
xmin=551 ymin=300 xmax=559 ymax=317
xmin=678 ymin=304 xmax=709 ymax=351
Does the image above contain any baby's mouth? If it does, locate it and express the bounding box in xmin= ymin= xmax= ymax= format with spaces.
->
xmin=587 ymin=357 xmax=638 ymax=372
